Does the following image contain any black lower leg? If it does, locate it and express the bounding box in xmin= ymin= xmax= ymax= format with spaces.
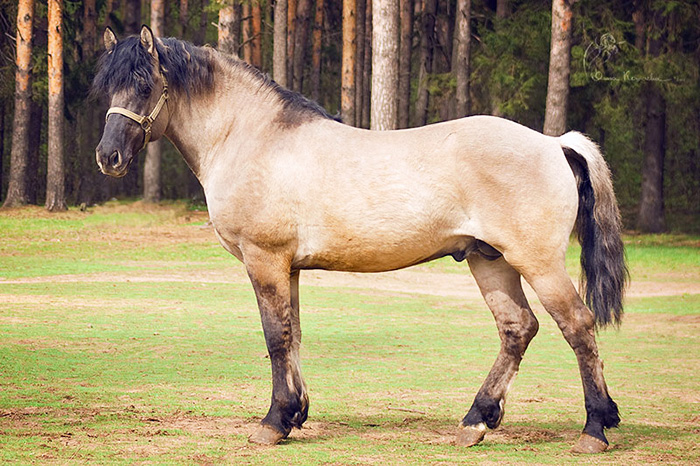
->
xmin=582 ymin=389 xmax=620 ymax=443
xmin=261 ymin=391 xmax=309 ymax=436
xmin=462 ymin=393 xmax=504 ymax=429
xmin=261 ymin=357 xmax=309 ymax=435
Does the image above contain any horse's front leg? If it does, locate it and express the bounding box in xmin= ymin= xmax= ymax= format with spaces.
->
xmin=246 ymin=256 xmax=308 ymax=445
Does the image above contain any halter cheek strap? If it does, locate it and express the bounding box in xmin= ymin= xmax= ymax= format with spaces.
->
xmin=106 ymin=72 xmax=169 ymax=152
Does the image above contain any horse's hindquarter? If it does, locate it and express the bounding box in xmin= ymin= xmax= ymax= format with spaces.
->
xmin=207 ymin=115 xmax=579 ymax=272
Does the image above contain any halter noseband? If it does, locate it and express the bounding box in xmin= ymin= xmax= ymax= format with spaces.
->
xmin=105 ymin=72 xmax=169 ymax=152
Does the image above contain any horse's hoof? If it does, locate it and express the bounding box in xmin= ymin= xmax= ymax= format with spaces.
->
xmin=456 ymin=423 xmax=487 ymax=447
xmin=248 ymin=425 xmax=286 ymax=445
xmin=571 ymin=433 xmax=609 ymax=454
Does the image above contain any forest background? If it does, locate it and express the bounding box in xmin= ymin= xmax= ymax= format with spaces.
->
xmin=0 ymin=0 xmax=698 ymax=232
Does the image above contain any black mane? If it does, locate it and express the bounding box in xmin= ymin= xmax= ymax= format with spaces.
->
xmin=92 ymin=35 xmax=339 ymax=122
xmin=92 ymin=36 xmax=214 ymax=98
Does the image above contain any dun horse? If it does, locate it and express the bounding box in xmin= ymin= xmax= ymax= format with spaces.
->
xmin=93 ymin=26 xmax=627 ymax=453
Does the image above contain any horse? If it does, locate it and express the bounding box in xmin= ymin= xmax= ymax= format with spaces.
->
xmin=93 ymin=26 xmax=627 ymax=454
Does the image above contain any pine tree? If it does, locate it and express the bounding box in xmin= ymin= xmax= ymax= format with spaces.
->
xmin=543 ymin=0 xmax=573 ymax=136
xmin=144 ymin=0 xmax=165 ymax=203
xmin=341 ymin=0 xmax=357 ymax=125
xmin=3 ymin=0 xmax=34 ymax=207
xmin=46 ymin=0 xmax=67 ymax=211
xmin=370 ymin=0 xmax=399 ymax=130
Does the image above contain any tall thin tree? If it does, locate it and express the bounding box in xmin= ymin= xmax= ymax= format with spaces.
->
xmin=354 ymin=0 xmax=366 ymax=125
xmin=292 ymin=0 xmax=313 ymax=91
xmin=451 ymin=0 xmax=471 ymax=118
xmin=194 ymin=0 xmax=210 ymax=45
xmin=341 ymin=0 xmax=357 ymax=125
xmin=310 ymin=0 xmax=324 ymax=101
xmin=637 ymin=3 xmax=667 ymax=232
xmin=490 ymin=0 xmax=510 ymax=117
xmin=144 ymin=0 xmax=165 ymax=203
xmin=397 ymin=0 xmax=412 ymax=128
xmin=46 ymin=0 xmax=67 ymax=211
xmin=218 ymin=0 xmax=240 ymax=56
xmin=242 ymin=1 xmax=252 ymax=63
xmin=273 ymin=0 xmax=288 ymax=85
xmin=370 ymin=0 xmax=399 ymax=130
xmin=251 ymin=1 xmax=262 ymax=68
xmin=413 ymin=0 xmax=437 ymax=127
xmin=124 ymin=0 xmax=142 ymax=34
xmin=287 ymin=0 xmax=297 ymax=81
xmin=180 ymin=0 xmax=189 ymax=37
xmin=360 ymin=0 xmax=371 ymax=128
xmin=543 ymin=0 xmax=573 ymax=136
xmin=3 ymin=0 xmax=34 ymax=207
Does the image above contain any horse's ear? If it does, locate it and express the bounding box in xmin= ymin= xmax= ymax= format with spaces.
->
xmin=140 ymin=25 xmax=158 ymax=59
xmin=104 ymin=27 xmax=117 ymax=53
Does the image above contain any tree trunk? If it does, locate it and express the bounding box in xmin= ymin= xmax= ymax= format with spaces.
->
xmin=397 ymin=0 xmax=412 ymax=128
xmin=489 ymin=0 xmax=509 ymax=116
xmin=496 ymin=0 xmax=510 ymax=18
xmin=310 ymin=0 xmax=324 ymax=100
xmin=632 ymin=0 xmax=645 ymax=51
xmin=83 ymin=0 xmax=97 ymax=56
xmin=287 ymin=0 xmax=297 ymax=82
xmin=354 ymin=0 xmax=366 ymax=125
xmin=143 ymin=0 xmax=165 ymax=203
xmin=241 ymin=1 xmax=252 ymax=63
xmin=543 ymin=0 xmax=573 ymax=136
xmin=123 ymin=0 xmax=141 ymax=34
xmin=180 ymin=0 xmax=189 ymax=37
xmin=413 ymin=0 xmax=436 ymax=127
xmin=370 ymin=0 xmax=399 ymax=130
xmin=195 ymin=0 xmax=209 ymax=45
xmin=637 ymin=6 xmax=666 ymax=232
xmin=46 ymin=0 xmax=67 ymax=211
xmin=361 ymin=0 xmax=372 ymax=128
xmin=637 ymin=86 xmax=666 ymax=232
xmin=273 ymin=0 xmax=288 ymax=85
xmin=292 ymin=0 xmax=312 ymax=91
xmin=451 ymin=0 xmax=470 ymax=119
xmin=251 ymin=2 xmax=262 ymax=68
xmin=26 ymin=102 xmax=42 ymax=205
xmin=3 ymin=0 xmax=34 ymax=207
xmin=341 ymin=0 xmax=357 ymax=125
xmin=218 ymin=0 xmax=240 ymax=56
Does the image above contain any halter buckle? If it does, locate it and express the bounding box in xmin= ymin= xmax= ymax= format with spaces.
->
xmin=141 ymin=116 xmax=153 ymax=132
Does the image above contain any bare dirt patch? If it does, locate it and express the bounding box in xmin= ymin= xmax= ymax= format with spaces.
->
xmin=3 ymin=265 xmax=698 ymax=301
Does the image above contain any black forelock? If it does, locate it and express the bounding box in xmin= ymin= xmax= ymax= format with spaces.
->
xmin=92 ymin=35 xmax=214 ymax=99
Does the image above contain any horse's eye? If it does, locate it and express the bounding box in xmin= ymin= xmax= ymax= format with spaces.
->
xmin=139 ymin=85 xmax=152 ymax=98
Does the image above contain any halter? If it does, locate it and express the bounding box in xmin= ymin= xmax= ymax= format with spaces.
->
xmin=105 ymin=72 xmax=169 ymax=152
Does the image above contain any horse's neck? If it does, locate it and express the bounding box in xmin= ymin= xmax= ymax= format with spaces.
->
xmin=164 ymin=59 xmax=281 ymax=181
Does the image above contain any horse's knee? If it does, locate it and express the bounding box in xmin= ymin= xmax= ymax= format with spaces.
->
xmin=500 ymin=312 xmax=539 ymax=356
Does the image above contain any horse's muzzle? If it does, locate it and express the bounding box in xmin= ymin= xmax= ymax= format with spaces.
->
xmin=96 ymin=148 xmax=131 ymax=178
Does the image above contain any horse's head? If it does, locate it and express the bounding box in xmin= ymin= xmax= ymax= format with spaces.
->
xmin=94 ymin=26 xmax=170 ymax=177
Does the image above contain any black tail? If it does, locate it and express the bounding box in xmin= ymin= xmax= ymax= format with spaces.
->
xmin=559 ymin=132 xmax=628 ymax=328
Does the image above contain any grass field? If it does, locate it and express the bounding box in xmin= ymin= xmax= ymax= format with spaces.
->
xmin=1 ymin=202 xmax=698 ymax=464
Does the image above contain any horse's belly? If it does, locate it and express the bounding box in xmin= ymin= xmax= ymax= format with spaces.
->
xmin=292 ymin=228 xmax=475 ymax=273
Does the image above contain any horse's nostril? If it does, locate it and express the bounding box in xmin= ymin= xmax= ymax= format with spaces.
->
xmin=109 ymin=150 xmax=122 ymax=168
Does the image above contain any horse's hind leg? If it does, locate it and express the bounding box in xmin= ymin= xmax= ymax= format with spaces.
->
xmin=245 ymin=253 xmax=308 ymax=445
xmin=523 ymin=267 xmax=619 ymax=453
xmin=457 ymin=254 xmax=539 ymax=447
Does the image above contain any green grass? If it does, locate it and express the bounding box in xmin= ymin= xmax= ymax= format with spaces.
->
xmin=1 ymin=203 xmax=698 ymax=464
